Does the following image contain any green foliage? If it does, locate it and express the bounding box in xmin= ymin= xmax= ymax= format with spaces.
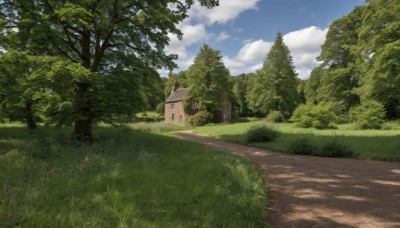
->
xmin=232 ymin=73 xmax=253 ymax=116
xmin=289 ymin=137 xmax=353 ymax=157
xmin=349 ymin=100 xmax=386 ymax=129
xmin=164 ymin=71 xmax=189 ymax=98
xmin=155 ymin=102 xmax=165 ymax=115
xmin=290 ymin=103 xmax=337 ymax=129
xmin=319 ymin=140 xmax=353 ymax=157
xmin=184 ymin=44 xmax=236 ymax=122
xmin=1 ymin=0 xmax=220 ymax=141
xmin=306 ymin=1 xmax=400 ymax=120
xmin=245 ymin=125 xmax=279 ymax=143
xmin=289 ymin=137 xmax=318 ymax=155
xmin=188 ymin=111 xmax=213 ymax=127
xmin=0 ymin=126 xmax=266 ymax=227
xmin=266 ymin=111 xmax=285 ymax=123
xmin=247 ymin=32 xmax=300 ymax=118
xmin=0 ymin=52 xmax=77 ymax=128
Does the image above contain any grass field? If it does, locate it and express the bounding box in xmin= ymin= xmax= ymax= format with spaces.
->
xmin=193 ymin=120 xmax=400 ymax=161
xmin=0 ymin=124 xmax=266 ymax=227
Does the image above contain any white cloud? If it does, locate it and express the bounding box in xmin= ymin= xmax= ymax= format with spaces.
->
xmin=283 ymin=26 xmax=327 ymax=54
xmin=236 ymin=39 xmax=273 ymax=64
xmin=189 ymin=0 xmax=260 ymax=24
xmin=216 ymin=31 xmax=231 ymax=42
xmin=218 ymin=26 xmax=327 ymax=77
xmin=166 ymin=22 xmax=208 ymax=59
xmin=296 ymin=67 xmax=313 ymax=80
xmin=163 ymin=0 xmax=261 ymax=75
xmin=248 ymin=63 xmax=263 ymax=73
xmin=283 ymin=26 xmax=328 ymax=79
xmin=222 ymin=56 xmax=245 ymax=74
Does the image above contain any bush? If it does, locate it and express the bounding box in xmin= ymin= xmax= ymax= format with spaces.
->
xmin=289 ymin=137 xmax=353 ymax=158
xmin=349 ymin=100 xmax=386 ymax=129
xmin=319 ymin=140 xmax=353 ymax=157
xmin=245 ymin=125 xmax=279 ymax=143
xmin=188 ymin=111 xmax=213 ymax=126
xmin=155 ymin=102 xmax=165 ymax=115
xmin=289 ymin=137 xmax=318 ymax=155
xmin=266 ymin=111 xmax=285 ymax=123
xmin=290 ymin=103 xmax=337 ymax=129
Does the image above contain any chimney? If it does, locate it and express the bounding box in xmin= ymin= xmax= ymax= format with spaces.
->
xmin=173 ymin=80 xmax=180 ymax=93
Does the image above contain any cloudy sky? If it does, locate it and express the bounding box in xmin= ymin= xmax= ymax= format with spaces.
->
xmin=163 ymin=0 xmax=365 ymax=79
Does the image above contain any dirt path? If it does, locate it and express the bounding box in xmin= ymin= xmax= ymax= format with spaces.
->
xmin=174 ymin=131 xmax=400 ymax=228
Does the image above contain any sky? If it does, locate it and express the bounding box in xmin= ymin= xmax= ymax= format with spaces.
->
xmin=162 ymin=0 xmax=365 ymax=79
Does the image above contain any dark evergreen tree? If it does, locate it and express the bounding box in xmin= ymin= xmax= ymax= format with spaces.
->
xmin=247 ymin=32 xmax=300 ymax=118
xmin=185 ymin=44 xmax=235 ymax=122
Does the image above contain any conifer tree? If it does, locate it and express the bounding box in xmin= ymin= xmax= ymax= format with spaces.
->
xmin=185 ymin=44 xmax=235 ymax=122
xmin=247 ymin=32 xmax=300 ymax=118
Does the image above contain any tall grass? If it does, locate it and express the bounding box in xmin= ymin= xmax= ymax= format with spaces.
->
xmin=0 ymin=125 xmax=266 ymax=227
xmin=129 ymin=121 xmax=189 ymax=133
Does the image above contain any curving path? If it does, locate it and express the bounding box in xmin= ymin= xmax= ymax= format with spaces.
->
xmin=174 ymin=131 xmax=400 ymax=228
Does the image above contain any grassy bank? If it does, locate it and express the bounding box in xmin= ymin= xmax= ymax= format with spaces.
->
xmin=0 ymin=125 xmax=266 ymax=227
xmin=193 ymin=120 xmax=400 ymax=161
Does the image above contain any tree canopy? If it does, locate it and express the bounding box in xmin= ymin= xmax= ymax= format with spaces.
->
xmin=1 ymin=0 xmax=219 ymax=142
xmin=304 ymin=0 xmax=400 ymax=121
xmin=184 ymin=44 xmax=235 ymax=122
xmin=247 ymin=32 xmax=300 ymax=118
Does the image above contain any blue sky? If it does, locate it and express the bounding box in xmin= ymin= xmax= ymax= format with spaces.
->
xmin=163 ymin=0 xmax=365 ymax=79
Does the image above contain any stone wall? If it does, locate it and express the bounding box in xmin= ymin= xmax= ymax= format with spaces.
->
xmin=164 ymin=101 xmax=186 ymax=123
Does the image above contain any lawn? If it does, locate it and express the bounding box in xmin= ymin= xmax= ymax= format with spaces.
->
xmin=0 ymin=124 xmax=266 ymax=227
xmin=193 ymin=120 xmax=400 ymax=161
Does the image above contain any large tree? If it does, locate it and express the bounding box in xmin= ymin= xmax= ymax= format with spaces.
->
xmin=305 ymin=6 xmax=365 ymax=112
xmin=356 ymin=0 xmax=400 ymax=119
xmin=185 ymin=44 xmax=235 ymax=121
xmin=247 ymin=32 xmax=300 ymax=118
xmin=1 ymin=0 xmax=219 ymax=142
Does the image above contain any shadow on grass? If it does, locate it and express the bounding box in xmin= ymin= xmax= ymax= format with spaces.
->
xmin=0 ymin=126 xmax=266 ymax=227
xmin=175 ymin=132 xmax=400 ymax=227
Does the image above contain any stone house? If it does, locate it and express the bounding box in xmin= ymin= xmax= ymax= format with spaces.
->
xmin=165 ymin=81 xmax=232 ymax=124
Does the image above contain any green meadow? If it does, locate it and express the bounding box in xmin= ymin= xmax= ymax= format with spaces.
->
xmin=193 ymin=120 xmax=400 ymax=161
xmin=0 ymin=124 xmax=266 ymax=227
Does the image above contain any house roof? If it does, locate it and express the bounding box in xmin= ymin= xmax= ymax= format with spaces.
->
xmin=165 ymin=88 xmax=189 ymax=103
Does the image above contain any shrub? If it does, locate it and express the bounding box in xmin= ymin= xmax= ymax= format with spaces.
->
xmin=349 ymin=100 xmax=386 ymax=129
xmin=266 ymin=111 xmax=285 ymax=123
xmin=289 ymin=137 xmax=353 ymax=158
xmin=289 ymin=137 xmax=318 ymax=155
xmin=290 ymin=103 xmax=337 ymax=129
xmin=155 ymin=102 xmax=165 ymax=115
xmin=245 ymin=125 xmax=279 ymax=143
xmin=188 ymin=111 xmax=213 ymax=126
xmin=319 ymin=140 xmax=353 ymax=157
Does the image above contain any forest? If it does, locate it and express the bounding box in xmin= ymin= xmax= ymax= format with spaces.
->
xmin=164 ymin=0 xmax=399 ymax=130
xmin=1 ymin=0 xmax=399 ymax=140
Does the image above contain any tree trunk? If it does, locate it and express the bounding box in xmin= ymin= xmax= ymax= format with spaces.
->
xmin=73 ymin=82 xmax=92 ymax=143
xmin=73 ymin=29 xmax=93 ymax=143
xmin=25 ymin=100 xmax=37 ymax=129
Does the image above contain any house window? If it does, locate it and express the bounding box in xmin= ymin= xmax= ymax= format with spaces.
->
xmin=179 ymin=115 xmax=183 ymax=121
xmin=171 ymin=103 xmax=175 ymax=109
xmin=192 ymin=102 xmax=199 ymax=109
xmin=172 ymin=114 xmax=175 ymax=121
